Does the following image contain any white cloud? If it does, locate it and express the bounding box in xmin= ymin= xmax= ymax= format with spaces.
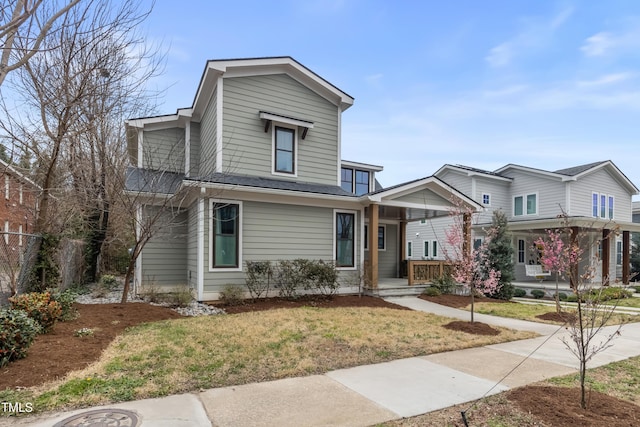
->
xmin=485 ymin=43 xmax=512 ymax=68
xmin=581 ymin=32 xmax=614 ymax=57
xmin=577 ymin=72 xmax=633 ymax=87
xmin=581 ymin=24 xmax=640 ymax=58
xmin=485 ymin=7 xmax=574 ymax=67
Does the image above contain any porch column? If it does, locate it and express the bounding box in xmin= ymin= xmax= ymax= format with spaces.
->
xmin=623 ymin=230 xmax=630 ymax=284
xmin=602 ymin=229 xmax=610 ymax=286
xmin=399 ymin=221 xmax=406 ymax=277
xmin=462 ymin=213 xmax=472 ymax=257
xmin=368 ymin=203 xmax=379 ymax=288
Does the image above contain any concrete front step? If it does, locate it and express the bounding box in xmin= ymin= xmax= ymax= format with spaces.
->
xmin=366 ymin=286 xmax=429 ymax=298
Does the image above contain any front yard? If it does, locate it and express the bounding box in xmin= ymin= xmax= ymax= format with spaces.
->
xmin=0 ymin=299 xmax=535 ymax=415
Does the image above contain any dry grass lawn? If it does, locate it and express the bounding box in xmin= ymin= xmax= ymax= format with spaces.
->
xmin=18 ymin=306 xmax=536 ymax=411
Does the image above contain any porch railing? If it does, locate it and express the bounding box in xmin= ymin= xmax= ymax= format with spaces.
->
xmin=407 ymin=260 xmax=451 ymax=285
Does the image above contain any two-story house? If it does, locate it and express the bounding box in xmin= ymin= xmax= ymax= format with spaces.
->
xmin=1 ymin=158 xmax=39 ymax=252
xmin=407 ymin=162 xmax=640 ymax=285
xmin=125 ymin=57 xmax=481 ymax=300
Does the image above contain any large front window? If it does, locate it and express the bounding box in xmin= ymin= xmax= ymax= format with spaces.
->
xmin=274 ymin=126 xmax=295 ymax=174
xmin=212 ymin=202 xmax=240 ymax=268
xmin=336 ymin=212 xmax=355 ymax=267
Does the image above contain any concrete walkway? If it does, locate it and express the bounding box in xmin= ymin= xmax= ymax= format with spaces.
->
xmin=4 ymin=297 xmax=640 ymax=427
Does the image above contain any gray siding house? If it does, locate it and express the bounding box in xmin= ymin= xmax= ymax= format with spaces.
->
xmin=408 ymin=162 xmax=640 ymax=285
xmin=125 ymin=57 xmax=480 ymax=300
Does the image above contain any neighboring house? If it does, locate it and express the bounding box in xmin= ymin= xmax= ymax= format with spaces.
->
xmin=408 ymin=162 xmax=640 ymax=285
xmin=125 ymin=57 xmax=481 ymax=300
xmin=0 ymin=158 xmax=39 ymax=249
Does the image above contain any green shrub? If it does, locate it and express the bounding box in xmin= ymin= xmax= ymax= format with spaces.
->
xmin=531 ymin=289 xmax=545 ymax=299
xmin=306 ymin=260 xmax=339 ymax=296
xmin=219 ymin=284 xmax=246 ymax=306
xmin=99 ymin=275 xmax=119 ymax=290
xmin=490 ymin=282 xmax=515 ymax=301
xmin=432 ymin=273 xmax=455 ymax=294
xmin=633 ymin=286 xmax=640 ymax=293
xmin=245 ymin=261 xmax=273 ymax=299
xmin=9 ymin=292 xmax=62 ymax=332
xmin=50 ymin=289 xmax=78 ymax=321
xmin=513 ymin=288 xmax=527 ymax=298
xmin=423 ymin=286 xmax=441 ymax=296
xmin=273 ymin=259 xmax=311 ymax=299
xmin=557 ymin=292 xmax=568 ymax=302
xmin=566 ymin=294 xmax=578 ymax=302
xmin=584 ymin=286 xmax=633 ymax=303
xmin=0 ymin=309 xmax=41 ymax=367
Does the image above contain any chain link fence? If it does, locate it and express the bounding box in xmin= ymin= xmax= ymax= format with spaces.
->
xmin=0 ymin=231 xmax=41 ymax=306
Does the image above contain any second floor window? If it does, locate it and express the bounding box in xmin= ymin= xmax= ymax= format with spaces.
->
xmin=592 ymin=193 xmax=614 ymax=219
xmin=514 ymin=193 xmax=537 ymax=216
xmin=340 ymin=167 xmax=370 ymax=195
xmin=274 ymin=126 xmax=295 ymax=174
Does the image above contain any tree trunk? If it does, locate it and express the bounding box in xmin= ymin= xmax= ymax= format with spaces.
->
xmin=555 ymin=272 xmax=561 ymax=313
xmin=470 ymin=290 xmax=475 ymax=323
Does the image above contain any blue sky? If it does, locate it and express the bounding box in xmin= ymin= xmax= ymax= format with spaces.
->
xmin=143 ymin=0 xmax=640 ymax=195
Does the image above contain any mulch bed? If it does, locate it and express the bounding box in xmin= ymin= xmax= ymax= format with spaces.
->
xmin=536 ymin=311 xmax=577 ymax=323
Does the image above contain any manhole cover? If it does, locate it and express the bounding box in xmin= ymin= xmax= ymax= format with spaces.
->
xmin=53 ymin=408 xmax=139 ymax=427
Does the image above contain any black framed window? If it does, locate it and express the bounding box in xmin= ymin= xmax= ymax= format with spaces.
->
xmin=355 ymin=170 xmax=370 ymax=195
xmin=336 ymin=212 xmax=355 ymax=267
xmin=275 ymin=126 xmax=295 ymax=174
xmin=341 ymin=167 xmax=353 ymax=192
xmin=212 ymin=203 xmax=239 ymax=268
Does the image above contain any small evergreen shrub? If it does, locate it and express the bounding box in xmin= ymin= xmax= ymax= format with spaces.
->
xmin=50 ymin=289 xmax=78 ymax=321
xmin=581 ymin=287 xmax=633 ymax=303
xmin=0 ymin=309 xmax=41 ymax=367
xmin=99 ymin=275 xmax=119 ymax=290
xmin=557 ymin=292 xmax=568 ymax=302
xmin=566 ymin=294 xmax=579 ymax=302
xmin=9 ymin=292 xmax=62 ymax=332
xmin=245 ymin=261 xmax=273 ymax=299
xmin=432 ymin=273 xmax=455 ymax=294
xmin=306 ymin=260 xmax=339 ymax=296
xmin=219 ymin=284 xmax=246 ymax=306
xmin=490 ymin=282 xmax=515 ymax=301
xmin=531 ymin=289 xmax=545 ymax=299
xmin=513 ymin=288 xmax=527 ymax=298
xmin=423 ymin=286 xmax=441 ymax=297
xmin=633 ymin=285 xmax=640 ymax=293
xmin=273 ymin=259 xmax=311 ymax=299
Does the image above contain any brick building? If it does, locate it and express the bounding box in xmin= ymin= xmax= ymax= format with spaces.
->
xmin=1 ymin=158 xmax=39 ymax=244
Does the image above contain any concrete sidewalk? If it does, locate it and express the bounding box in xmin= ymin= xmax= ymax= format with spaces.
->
xmin=4 ymin=296 xmax=640 ymax=427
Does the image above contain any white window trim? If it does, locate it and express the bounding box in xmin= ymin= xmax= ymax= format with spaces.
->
xmin=432 ymin=240 xmax=439 ymax=259
xmin=364 ymin=224 xmax=386 ymax=251
xmin=271 ymin=123 xmax=298 ymax=177
xmin=513 ymin=193 xmax=538 ymax=216
xmin=592 ymin=192 xmax=615 ymax=219
xmin=481 ymin=193 xmax=491 ymax=206
xmin=4 ymin=175 xmax=8 ymax=200
xmin=421 ymin=240 xmax=439 ymax=259
xmin=19 ymin=184 xmax=23 ymax=205
xmin=3 ymin=221 xmax=8 ymax=244
xmin=209 ymin=199 xmax=243 ymax=272
xmin=333 ymin=209 xmax=358 ymax=270
xmin=616 ymin=239 xmax=623 ymax=265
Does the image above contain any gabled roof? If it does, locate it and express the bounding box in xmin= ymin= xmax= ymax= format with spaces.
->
xmin=191 ymin=56 xmax=354 ymax=121
xmin=366 ymin=175 xmax=483 ymax=211
xmin=0 ymin=158 xmax=41 ymax=190
xmin=496 ymin=160 xmax=638 ymax=195
xmin=435 ymin=164 xmax=512 ymax=182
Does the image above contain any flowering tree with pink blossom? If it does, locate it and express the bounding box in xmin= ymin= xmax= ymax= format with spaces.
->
xmin=443 ymin=203 xmax=501 ymax=323
xmin=534 ymin=228 xmax=582 ymax=313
